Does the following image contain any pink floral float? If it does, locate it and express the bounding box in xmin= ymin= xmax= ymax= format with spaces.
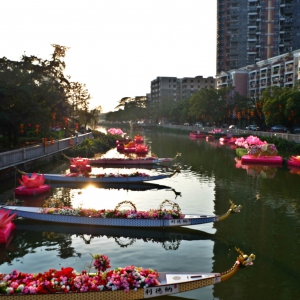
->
xmin=0 ymin=209 xmax=17 ymax=244
xmin=15 ymin=173 xmax=50 ymax=196
xmin=70 ymin=157 xmax=92 ymax=173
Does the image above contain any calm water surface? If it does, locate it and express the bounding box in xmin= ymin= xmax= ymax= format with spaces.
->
xmin=1 ymin=127 xmax=300 ymax=300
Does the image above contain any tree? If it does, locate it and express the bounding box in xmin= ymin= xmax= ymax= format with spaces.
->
xmin=114 ymin=96 xmax=148 ymax=121
xmin=261 ymin=86 xmax=289 ymax=126
xmin=0 ymin=45 xmax=82 ymax=149
xmin=189 ymin=88 xmax=223 ymax=125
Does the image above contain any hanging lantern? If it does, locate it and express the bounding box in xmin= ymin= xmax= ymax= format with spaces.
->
xmin=20 ymin=124 xmax=24 ymax=134
xmin=64 ymin=117 xmax=69 ymax=125
xmin=75 ymin=122 xmax=79 ymax=130
xmin=35 ymin=124 xmax=40 ymax=134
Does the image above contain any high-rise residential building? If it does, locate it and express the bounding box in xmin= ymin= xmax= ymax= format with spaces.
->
xmin=216 ymin=49 xmax=300 ymax=101
xmin=150 ymin=76 xmax=216 ymax=104
xmin=217 ymin=0 xmax=300 ymax=74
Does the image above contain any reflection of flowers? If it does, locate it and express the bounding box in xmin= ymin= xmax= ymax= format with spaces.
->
xmin=0 ymin=256 xmax=159 ymax=294
xmin=289 ymin=168 xmax=300 ymax=175
xmin=235 ymin=158 xmax=277 ymax=178
xmin=18 ymin=173 xmax=45 ymax=188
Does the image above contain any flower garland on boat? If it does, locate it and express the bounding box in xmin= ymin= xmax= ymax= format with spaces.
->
xmin=0 ymin=254 xmax=159 ymax=295
xmin=65 ymin=171 xmax=150 ymax=178
xmin=39 ymin=199 xmax=185 ymax=219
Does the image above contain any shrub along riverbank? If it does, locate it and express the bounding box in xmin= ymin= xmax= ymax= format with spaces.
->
xmin=63 ymin=130 xmax=118 ymax=158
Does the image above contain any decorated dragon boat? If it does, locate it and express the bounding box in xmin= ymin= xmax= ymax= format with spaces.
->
xmin=1 ymin=199 xmax=241 ymax=228
xmin=189 ymin=131 xmax=206 ymax=139
xmin=0 ymin=209 xmax=16 ymax=244
xmin=15 ymin=168 xmax=178 ymax=184
xmin=14 ymin=173 xmax=51 ymax=196
xmin=66 ymin=153 xmax=181 ymax=166
xmin=0 ymin=247 xmax=255 ymax=299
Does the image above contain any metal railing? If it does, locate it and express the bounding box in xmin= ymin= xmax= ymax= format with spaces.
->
xmin=0 ymin=133 xmax=93 ymax=171
xmin=153 ymin=124 xmax=300 ymax=143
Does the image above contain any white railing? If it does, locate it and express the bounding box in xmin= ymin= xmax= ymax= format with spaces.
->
xmin=0 ymin=133 xmax=93 ymax=171
xmin=154 ymin=124 xmax=300 ymax=143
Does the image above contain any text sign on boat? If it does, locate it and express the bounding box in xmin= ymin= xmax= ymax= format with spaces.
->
xmin=144 ymin=284 xmax=179 ymax=298
xmin=167 ymin=219 xmax=191 ymax=226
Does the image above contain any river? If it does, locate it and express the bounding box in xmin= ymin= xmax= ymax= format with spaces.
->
xmin=1 ymin=126 xmax=300 ymax=299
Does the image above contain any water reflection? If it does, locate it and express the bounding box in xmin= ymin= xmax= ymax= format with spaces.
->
xmin=1 ymin=182 xmax=181 ymax=208
xmin=3 ymin=220 xmax=229 ymax=264
xmin=234 ymin=158 xmax=279 ymax=178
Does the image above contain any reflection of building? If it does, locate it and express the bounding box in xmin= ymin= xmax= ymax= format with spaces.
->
xmin=216 ymin=49 xmax=300 ymax=101
xmin=150 ymin=76 xmax=216 ymax=104
xmin=217 ymin=0 xmax=300 ymax=74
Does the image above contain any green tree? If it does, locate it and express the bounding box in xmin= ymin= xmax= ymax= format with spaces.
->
xmin=261 ymin=86 xmax=288 ymax=126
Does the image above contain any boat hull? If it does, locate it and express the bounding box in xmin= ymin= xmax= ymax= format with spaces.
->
xmin=190 ymin=133 xmax=206 ymax=139
xmin=0 ymin=272 xmax=220 ymax=299
xmin=241 ymin=155 xmax=283 ymax=165
xmin=29 ymin=173 xmax=170 ymax=183
xmin=3 ymin=206 xmax=219 ymax=228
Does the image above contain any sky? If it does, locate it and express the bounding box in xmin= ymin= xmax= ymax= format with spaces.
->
xmin=1 ymin=0 xmax=217 ymax=113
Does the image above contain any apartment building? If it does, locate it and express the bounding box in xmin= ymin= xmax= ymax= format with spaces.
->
xmin=217 ymin=0 xmax=300 ymax=74
xmin=216 ymin=49 xmax=300 ymax=101
xmin=150 ymin=76 xmax=216 ymax=104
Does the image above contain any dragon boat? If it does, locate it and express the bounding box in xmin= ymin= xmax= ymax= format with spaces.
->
xmin=68 ymin=153 xmax=180 ymax=166
xmin=15 ymin=168 xmax=178 ymax=184
xmin=0 ymin=209 xmax=16 ymax=244
xmin=1 ymin=200 xmax=241 ymax=228
xmin=189 ymin=132 xmax=206 ymax=139
xmin=0 ymin=247 xmax=255 ymax=299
